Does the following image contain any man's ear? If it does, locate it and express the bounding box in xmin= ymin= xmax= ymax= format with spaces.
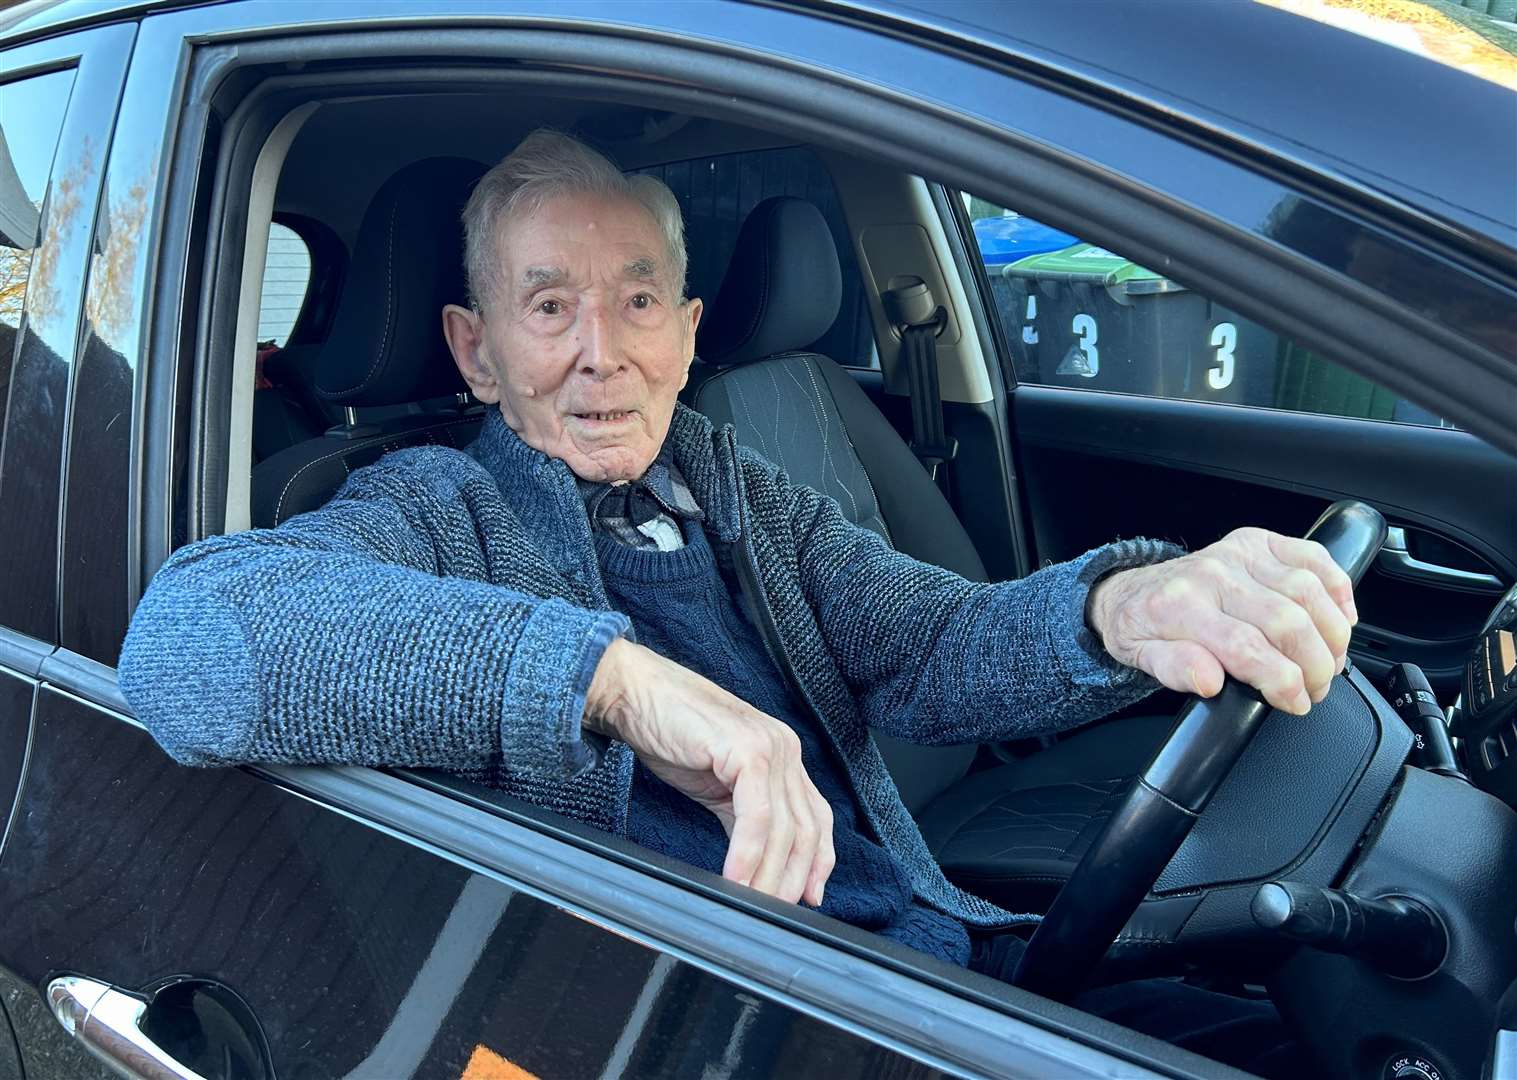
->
xmin=442 ymin=304 xmax=501 ymax=403
xmin=678 ymin=297 xmax=704 ymax=390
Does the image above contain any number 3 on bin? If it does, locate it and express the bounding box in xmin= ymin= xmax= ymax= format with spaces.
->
xmin=1072 ymin=313 xmax=1099 ymax=377
xmin=1208 ymin=322 xmax=1237 ymax=390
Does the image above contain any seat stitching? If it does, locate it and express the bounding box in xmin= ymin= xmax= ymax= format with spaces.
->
xmin=698 ymin=354 xmax=890 ymax=542
xmin=807 ymin=359 xmax=888 ymax=536
xmin=782 ymin=358 xmax=857 ymax=523
xmin=951 ymin=872 xmax=1070 ymax=886
xmin=1060 ymin=784 xmax=1125 ymax=860
xmin=698 ymin=366 xmax=774 ymax=459
xmin=766 ymin=364 xmax=787 ymax=460
xmin=802 ymin=361 xmax=862 ymax=523
xmin=731 ymin=373 xmax=774 ymax=460
xmin=322 ymin=199 xmax=400 ymax=398
xmin=271 ymin=417 xmax=476 ymax=524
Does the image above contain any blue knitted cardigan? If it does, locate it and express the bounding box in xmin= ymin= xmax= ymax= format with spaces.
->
xmin=119 ymin=404 xmax=1177 ymax=929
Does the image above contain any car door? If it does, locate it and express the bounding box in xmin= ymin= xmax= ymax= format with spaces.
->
xmin=0 ymin=4 xmax=1192 ymax=1080
xmin=0 ymin=10 xmax=952 ymax=1079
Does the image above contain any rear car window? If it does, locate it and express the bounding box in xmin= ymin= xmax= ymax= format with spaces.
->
xmin=256 ymin=221 xmax=311 ymax=348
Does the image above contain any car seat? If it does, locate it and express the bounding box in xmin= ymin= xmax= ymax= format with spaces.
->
xmin=249 ymin=157 xmax=488 ymax=528
xmin=688 ymin=195 xmax=1169 ymax=911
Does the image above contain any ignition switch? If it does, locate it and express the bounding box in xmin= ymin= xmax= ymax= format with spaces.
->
xmin=1384 ymin=1052 xmax=1444 ymax=1080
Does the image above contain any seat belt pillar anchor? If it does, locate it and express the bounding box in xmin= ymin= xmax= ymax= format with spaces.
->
xmin=882 ymin=279 xmax=946 ymax=336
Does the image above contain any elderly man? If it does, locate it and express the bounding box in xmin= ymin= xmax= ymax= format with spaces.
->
xmin=120 ymin=131 xmax=1350 ymax=1067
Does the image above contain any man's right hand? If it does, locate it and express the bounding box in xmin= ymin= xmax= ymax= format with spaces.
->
xmin=585 ymin=638 xmax=835 ymax=907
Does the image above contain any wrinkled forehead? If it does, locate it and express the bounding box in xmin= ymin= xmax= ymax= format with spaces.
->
xmin=498 ymin=191 xmax=671 ymax=294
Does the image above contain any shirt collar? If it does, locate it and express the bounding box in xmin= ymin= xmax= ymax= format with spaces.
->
xmin=465 ymin=406 xmax=740 ymax=543
xmin=577 ymin=443 xmax=706 ymax=526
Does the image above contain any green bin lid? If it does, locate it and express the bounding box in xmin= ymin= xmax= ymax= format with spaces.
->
xmin=1003 ymin=242 xmax=1183 ymax=295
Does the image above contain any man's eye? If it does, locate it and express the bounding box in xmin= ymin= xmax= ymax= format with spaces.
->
xmin=537 ymin=299 xmax=563 ymax=316
xmin=630 ymin=293 xmax=654 ymax=310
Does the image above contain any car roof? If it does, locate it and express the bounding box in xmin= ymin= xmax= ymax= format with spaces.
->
xmin=6 ymin=0 xmax=1513 ymax=259
xmin=816 ymin=0 xmax=1517 ymax=258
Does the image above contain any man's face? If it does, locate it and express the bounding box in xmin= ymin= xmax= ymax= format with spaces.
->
xmin=443 ymin=191 xmax=702 ymax=482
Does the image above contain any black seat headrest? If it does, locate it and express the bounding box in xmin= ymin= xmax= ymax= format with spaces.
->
xmin=314 ymin=157 xmax=486 ymax=407
xmin=697 ymin=196 xmax=842 ymax=368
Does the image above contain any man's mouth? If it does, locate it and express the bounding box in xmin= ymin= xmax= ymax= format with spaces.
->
xmin=571 ymin=410 xmax=635 ymax=424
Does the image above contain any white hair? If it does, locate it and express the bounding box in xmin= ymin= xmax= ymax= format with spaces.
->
xmin=462 ymin=129 xmax=688 ymax=312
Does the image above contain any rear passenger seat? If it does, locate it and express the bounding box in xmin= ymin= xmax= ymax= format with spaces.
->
xmin=250 ymin=157 xmax=487 ymax=528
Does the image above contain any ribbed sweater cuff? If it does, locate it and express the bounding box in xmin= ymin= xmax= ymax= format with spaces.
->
xmin=501 ymin=599 xmax=629 ymax=779
xmin=1052 ymin=538 xmax=1186 ymax=691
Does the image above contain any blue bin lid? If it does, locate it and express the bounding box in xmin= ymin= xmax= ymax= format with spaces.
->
xmin=973 ymin=214 xmax=1080 ymax=265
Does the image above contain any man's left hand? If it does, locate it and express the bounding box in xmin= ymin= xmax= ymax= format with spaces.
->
xmin=1087 ymin=527 xmax=1358 ymax=715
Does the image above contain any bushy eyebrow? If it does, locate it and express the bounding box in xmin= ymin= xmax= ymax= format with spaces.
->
xmin=520 ymin=265 xmax=567 ymax=291
xmin=624 ymin=257 xmax=659 ymax=282
xmin=516 ymin=259 xmax=664 ymax=294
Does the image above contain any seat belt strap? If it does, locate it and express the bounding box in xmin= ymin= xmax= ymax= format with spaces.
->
xmin=883 ymin=280 xmax=956 ymax=480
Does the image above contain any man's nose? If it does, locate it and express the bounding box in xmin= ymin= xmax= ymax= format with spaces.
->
xmin=576 ymin=304 xmax=626 ymax=379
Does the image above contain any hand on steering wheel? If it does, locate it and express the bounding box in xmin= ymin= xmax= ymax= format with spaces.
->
xmin=1087 ymin=527 xmax=1358 ymax=716
xmin=1014 ymin=502 xmax=1387 ymax=1000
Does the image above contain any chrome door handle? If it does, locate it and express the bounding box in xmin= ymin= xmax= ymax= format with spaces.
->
xmin=47 ymin=976 xmax=208 ymax=1080
xmin=1378 ymin=527 xmax=1505 ymax=593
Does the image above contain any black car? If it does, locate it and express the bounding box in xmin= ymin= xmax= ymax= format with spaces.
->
xmin=2 ymin=1 xmax=1516 ymax=1077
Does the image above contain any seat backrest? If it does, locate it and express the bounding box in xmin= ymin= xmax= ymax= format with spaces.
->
xmin=250 ymin=157 xmax=487 ymax=528
xmin=690 ymin=195 xmax=985 ymax=812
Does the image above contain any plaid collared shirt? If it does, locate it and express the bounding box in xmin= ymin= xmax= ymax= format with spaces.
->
xmin=577 ymin=448 xmax=705 ymax=552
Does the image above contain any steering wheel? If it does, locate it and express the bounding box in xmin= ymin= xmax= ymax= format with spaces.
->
xmin=1012 ymin=500 xmax=1388 ymax=999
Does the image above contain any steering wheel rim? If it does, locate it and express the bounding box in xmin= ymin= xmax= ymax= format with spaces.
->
xmin=1011 ymin=500 xmax=1388 ymax=999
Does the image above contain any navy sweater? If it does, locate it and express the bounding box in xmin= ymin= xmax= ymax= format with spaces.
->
xmin=600 ymin=525 xmax=970 ymax=964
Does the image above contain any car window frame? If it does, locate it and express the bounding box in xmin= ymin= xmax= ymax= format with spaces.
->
xmin=100 ymin=10 xmax=1198 ymax=1075
xmin=0 ymin=22 xmax=135 ymax=665
xmin=78 ymin=3 xmax=1517 ymax=1074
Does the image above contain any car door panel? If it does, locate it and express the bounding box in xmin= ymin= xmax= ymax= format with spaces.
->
xmin=1012 ymin=386 xmax=1516 ymax=693
xmin=0 ymin=636 xmax=47 ymax=868
xmin=0 ymin=9 xmax=1151 ymax=1077
xmin=0 ymin=672 xmax=34 ymax=855
xmin=0 ymin=686 xmax=953 ymax=1080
